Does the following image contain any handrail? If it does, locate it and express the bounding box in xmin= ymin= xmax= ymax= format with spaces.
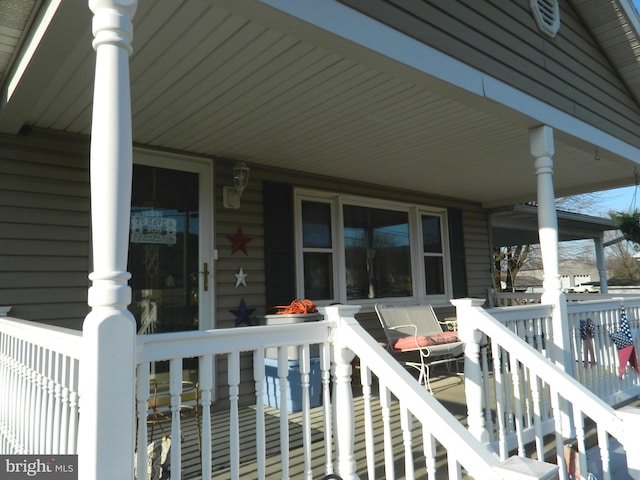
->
xmin=465 ymin=306 xmax=624 ymax=436
xmin=136 ymin=321 xmax=332 ymax=361
xmin=0 ymin=316 xmax=83 ymax=359
xmin=329 ymin=311 xmax=558 ymax=479
xmin=455 ymin=298 xmax=640 ymax=479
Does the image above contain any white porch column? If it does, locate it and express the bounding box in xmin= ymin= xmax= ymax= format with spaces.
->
xmin=594 ymin=233 xmax=609 ymax=294
xmin=530 ymin=126 xmax=574 ymax=440
xmin=79 ymin=2 xmax=138 ymax=480
xmin=530 ymin=126 xmax=572 ymax=370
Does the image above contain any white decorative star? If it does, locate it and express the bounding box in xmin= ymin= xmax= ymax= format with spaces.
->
xmin=234 ymin=267 xmax=248 ymax=287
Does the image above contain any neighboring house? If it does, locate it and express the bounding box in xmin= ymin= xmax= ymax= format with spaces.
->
xmin=4 ymin=0 xmax=640 ymax=477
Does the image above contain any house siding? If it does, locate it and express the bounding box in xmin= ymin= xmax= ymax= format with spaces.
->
xmin=338 ymin=0 xmax=640 ymax=149
xmin=0 ymin=130 xmax=91 ymax=329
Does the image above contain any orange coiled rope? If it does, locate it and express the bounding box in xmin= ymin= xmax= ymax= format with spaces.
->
xmin=273 ymin=299 xmax=318 ymax=315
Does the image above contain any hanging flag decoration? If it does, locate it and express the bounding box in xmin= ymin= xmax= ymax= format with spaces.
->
xmin=610 ymin=305 xmax=639 ymax=377
xmin=580 ymin=318 xmax=596 ymax=366
xmin=227 ymin=227 xmax=252 ymax=256
xmin=230 ymin=298 xmax=254 ymax=327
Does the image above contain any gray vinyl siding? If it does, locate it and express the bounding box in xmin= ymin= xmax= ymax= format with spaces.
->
xmin=338 ymin=0 xmax=640 ymax=149
xmin=0 ymin=129 xmax=91 ymax=329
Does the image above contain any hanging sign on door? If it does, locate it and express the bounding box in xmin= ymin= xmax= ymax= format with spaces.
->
xmin=130 ymin=214 xmax=177 ymax=245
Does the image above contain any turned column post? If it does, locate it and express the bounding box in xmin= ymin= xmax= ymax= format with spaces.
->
xmin=79 ymin=1 xmax=138 ymax=479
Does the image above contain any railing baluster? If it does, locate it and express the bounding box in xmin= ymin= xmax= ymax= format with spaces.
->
xmin=228 ymin=351 xmax=241 ymax=479
xmin=549 ymin=389 xmax=567 ymax=478
xmin=320 ymin=341 xmax=333 ymax=476
xmin=422 ymin=428 xmax=436 ymax=480
xmin=253 ymin=350 xmax=266 ymax=480
xmin=598 ymin=427 xmax=611 ymax=480
xmin=360 ymin=360 xmax=375 ymax=480
xmin=531 ymin=375 xmax=544 ymax=461
xmin=379 ymin=381 xmax=394 ymax=479
xmin=135 ymin=363 xmax=150 ymax=480
xmin=68 ymin=357 xmax=79 ymax=454
xmin=447 ymin=454 xmax=462 ymax=480
xmin=299 ymin=344 xmax=313 ymax=480
xmin=572 ymin=410 xmax=588 ymax=479
xmin=52 ymin=353 xmax=62 ymax=454
xmin=169 ymin=358 xmax=182 ymax=478
xmin=276 ymin=348 xmax=289 ymax=479
xmin=45 ymin=351 xmax=55 ymax=454
xmin=199 ymin=354 xmax=213 ymax=480
xmin=400 ymin=404 xmax=414 ymax=480
xmin=480 ymin=342 xmax=494 ymax=443
xmin=509 ymin=355 xmax=525 ymax=456
xmin=491 ymin=340 xmax=508 ymax=460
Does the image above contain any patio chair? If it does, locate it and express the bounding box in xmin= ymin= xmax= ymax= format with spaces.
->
xmin=375 ymin=303 xmax=464 ymax=393
xmin=147 ymin=379 xmax=201 ymax=452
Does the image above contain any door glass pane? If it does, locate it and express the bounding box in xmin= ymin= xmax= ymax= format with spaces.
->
xmin=129 ymin=164 xmax=199 ymax=334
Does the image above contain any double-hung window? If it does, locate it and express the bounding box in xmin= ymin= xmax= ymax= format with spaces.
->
xmin=296 ymin=190 xmax=451 ymax=305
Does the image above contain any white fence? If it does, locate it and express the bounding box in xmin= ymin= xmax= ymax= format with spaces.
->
xmin=0 ymin=317 xmax=82 ymax=455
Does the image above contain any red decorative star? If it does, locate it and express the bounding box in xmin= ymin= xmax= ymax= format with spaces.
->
xmin=227 ymin=227 xmax=252 ymax=256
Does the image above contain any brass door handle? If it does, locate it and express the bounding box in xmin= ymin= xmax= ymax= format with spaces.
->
xmin=203 ymin=262 xmax=209 ymax=291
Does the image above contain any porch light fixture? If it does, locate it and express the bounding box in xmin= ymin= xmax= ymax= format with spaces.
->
xmin=223 ymin=161 xmax=250 ymax=209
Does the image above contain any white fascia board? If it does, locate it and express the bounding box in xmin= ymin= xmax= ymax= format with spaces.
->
xmin=258 ymin=0 xmax=640 ymax=164
xmin=482 ymin=75 xmax=640 ymax=162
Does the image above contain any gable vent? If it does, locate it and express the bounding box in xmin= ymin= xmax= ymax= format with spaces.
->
xmin=530 ymin=0 xmax=560 ymax=38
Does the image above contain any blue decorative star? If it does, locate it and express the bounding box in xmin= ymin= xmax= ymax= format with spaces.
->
xmin=230 ymin=298 xmax=254 ymax=327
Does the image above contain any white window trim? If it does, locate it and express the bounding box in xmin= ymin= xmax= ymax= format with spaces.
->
xmin=294 ymin=188 xmax=453 ymax=307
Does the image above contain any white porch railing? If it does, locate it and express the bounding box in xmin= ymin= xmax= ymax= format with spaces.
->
xmin=455 ymin=298 xmax=640 ymax=480
xmin=133 ymin=305 xmax=555 ymax=479
xmin=0 ymin=317 xmax=81 ymax=455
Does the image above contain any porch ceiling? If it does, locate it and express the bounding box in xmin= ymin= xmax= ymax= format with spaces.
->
xmin=1 ymin=0 xmax=640 ymax=208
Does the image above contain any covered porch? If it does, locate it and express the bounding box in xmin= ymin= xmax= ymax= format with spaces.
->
xmin=4 ymin=1 xmax=640 ymax=479
xmin=4 ymin=297 xmax=640 ymax=478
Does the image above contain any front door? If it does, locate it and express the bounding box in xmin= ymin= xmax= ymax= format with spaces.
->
xmin=128 ymin=151 xmax=213 ymax=382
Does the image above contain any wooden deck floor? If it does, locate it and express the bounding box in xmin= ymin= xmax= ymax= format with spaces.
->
xmin=149 ymin=370 xmax=468 ymax=480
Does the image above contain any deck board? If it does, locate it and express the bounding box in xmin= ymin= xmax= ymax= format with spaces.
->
xmin=145 ymin=372 xmax=467 ymax=479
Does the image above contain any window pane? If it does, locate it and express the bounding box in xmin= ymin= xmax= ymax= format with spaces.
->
xmin=343 ymin=205 xmax=412 ymax=299
xmin=302 ymin=201 xmax=332 ymax=248
xmin=303 ymin=252 xmax=333 ymax=300
xmin=424 ymin=256 xmax=445 ymax=295
xmin=422 ymin=215 xmax=442 ymax=253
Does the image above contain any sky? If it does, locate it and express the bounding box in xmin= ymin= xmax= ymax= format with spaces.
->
xmin=590 ymin=185 xmax=639 ymax=217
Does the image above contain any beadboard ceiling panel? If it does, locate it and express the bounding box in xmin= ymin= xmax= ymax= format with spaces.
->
xmin=1 ymin=0 xmax=640 ymax=208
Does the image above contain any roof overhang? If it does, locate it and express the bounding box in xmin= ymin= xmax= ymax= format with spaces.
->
xmin=490 ymin=204 xmax=619 ymax=248
xmin=1 ymin=1 xmax=640 ymax=208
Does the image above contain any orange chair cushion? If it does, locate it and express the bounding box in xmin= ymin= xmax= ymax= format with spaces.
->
xmin=393 ymin=331 xmax=460 ymax=351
